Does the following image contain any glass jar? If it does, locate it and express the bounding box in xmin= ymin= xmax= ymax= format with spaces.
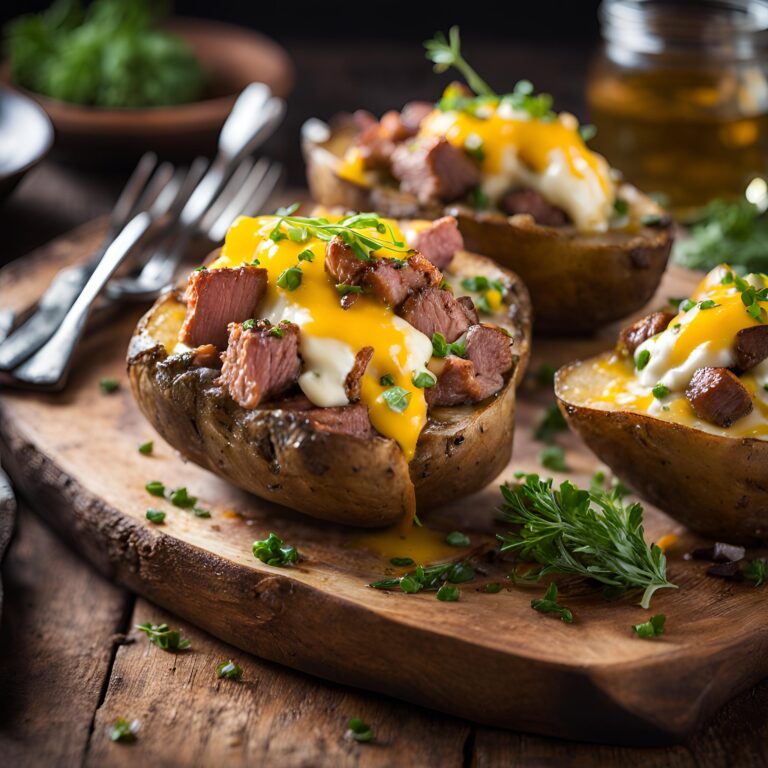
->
xmin=588 ymin=0 xmax=768 ymax=214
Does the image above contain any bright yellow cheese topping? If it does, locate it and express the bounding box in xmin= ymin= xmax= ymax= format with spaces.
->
xmin=209 ymin=215 xmax=432 ymax=461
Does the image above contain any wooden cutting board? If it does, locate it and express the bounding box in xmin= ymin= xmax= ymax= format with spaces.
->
xmin=1 ymin=220 xmax=766 ymax=746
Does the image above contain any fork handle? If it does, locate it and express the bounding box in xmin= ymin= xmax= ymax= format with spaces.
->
xmin=12 ymin=213 xmax=152 ymax=390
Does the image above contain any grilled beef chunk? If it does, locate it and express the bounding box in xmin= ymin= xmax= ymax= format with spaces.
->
xmin=734 ymin=326 xmax=768 ymax=371
xmin=325 ymin=237 xmax=441 ymax=308
xmin=355 ymin=103 xmax=434 ymax=171
xmin=191 ymin=344 xmax=220 ymax=368
xmin=410 ymin=216 xmax=464 ymax=270
xmin=464 ymin=324 xmax=514 ymax=397
xmin=427 ymin=324 xmax=513 ymax=406
xmin=180 ymin=266 xmax=267 ymax=349
xmin=400 ymin=101 xmax=433 ymax=132
xmin=269 ymin=394 xmax=373 ymax=438
xmin=456 ymin=296 xmax=479 ymax=325
xmin=345 ymin=346 xmax=374 ymax=403
xmin=500 ymin=188 xmax=570 ymax=227
xmin=400 ymin=286 xmax=472 ymax=343
xmin=618 ymin=311 xmax=676 ymax=356
xmin=685 ymin=367 xmax=753 ymax=427
xmin=391 ymin=136 xmax=480 ymax=205
xmin=219 ymin=320 xmax=301 ymax=409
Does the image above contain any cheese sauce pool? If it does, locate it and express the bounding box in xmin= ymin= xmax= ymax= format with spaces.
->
xmin=209 ymin=215 xmax=434 ymax=461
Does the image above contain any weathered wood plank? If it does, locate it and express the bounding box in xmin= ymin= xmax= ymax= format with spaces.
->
xmin=0 ymin=505 xmax=132 ymax=768
xmin=85 ymin=597 xmax=469 ymax=768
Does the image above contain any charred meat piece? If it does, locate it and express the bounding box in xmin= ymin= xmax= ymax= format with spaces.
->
xmin=400 ymin=101 xmax=434 ymax=132
xmin=345 ymin=346 xmax=374 ymax=403
xmin=734 ymin=326 xmax=768 ymax=371
xmin=464 ymin=324 xmax=514 ymax=398
xmin=391 ymin=136 xmax=481 ymax=205
xmin=456 ymin=296 xmax=479 ymax=325
xmin=355 ymin=103 xmax=434 ymax=171
xmin=400 ymin=286 xmax=472 ymax=343
xmin=618 ymin=311 xmax=675 ymax=356
xmin=685 ymin=367 xmax=753 ymax=427
xmin=268 ymin=394 xmax=373 ymax=438
xmin=410 ymin=216 xmax=464 ymax=270
xmin=325 ymin=236 xmax=371 ymax=286
xmin=500 ymin=188 xmax=570 ymax=227
xmin=426 ymin=356 xmax=482 ymax=407
xmin=179 ymin=266 xmax=267 ymax=349
xmin=219 ymin=320 xmax=301 ymax=409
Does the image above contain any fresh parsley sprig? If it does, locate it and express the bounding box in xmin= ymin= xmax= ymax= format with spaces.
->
xmin=721 ymin=268 xmax=768 ymax=323
xmin=498 ymin=474 xmax=676 ymax=609
xmin=531 ymin=582 xmax=573 ymax=623
xmin=252 ymin=532 xmax=299 ymax=567
xmin=135 ymin=622 xmax=191 ymax=652
xmin=424 ymin=26 xmax=494 ymax=97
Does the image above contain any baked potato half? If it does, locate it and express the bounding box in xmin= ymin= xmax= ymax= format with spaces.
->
xmin=128 ymin=248 xmax=531 ymax=528
xmin=303 ymin=114 xmax=673 ymax=336
xmin=555 ymin=265 xmax=768 ymax=544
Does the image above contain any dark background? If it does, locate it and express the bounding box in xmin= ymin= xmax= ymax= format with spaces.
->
xmin=0 ymin=1 xmax=606 ymax=258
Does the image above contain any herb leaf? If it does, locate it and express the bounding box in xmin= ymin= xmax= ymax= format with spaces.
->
xmin=138 ymin=441 xmax=153 ymax=456
xmin=146 ymin=509 xmax=165 ymax=524
xmin=534 ymin=403 xmax=567 ymax=443
xmin=347 ymin=718 xmax=374 ymax=743
xmin=252 ymin=532 xmax=299 ymax=567
xmin=445 ymin=531 xmax=470 ymax=547
xmin=498 ymin=474 xmax=676 ymax=608
xmin=633 ymin=614 xmax=666 ymax=638
xmin=744 ymin=558 xmax=767 ymax=586
xmin=531 ymin=582 xmax=573 ymax=623
xmin=216 ymin=660 xmax=244 ymax=680
xmin=99 ymin=377 xmax=119 ymax=394
xmin=109 ymin=717 xmax=139 ymax=744
xmin=424 ymin=26 xmax=494 ymax=97
xmin=135 ymin=622 xmax=191 ymax=652
xmin=539 ymin=444 xmax=568 ymax=472
xmin=381 ymin=386 xmax=411 ymax=413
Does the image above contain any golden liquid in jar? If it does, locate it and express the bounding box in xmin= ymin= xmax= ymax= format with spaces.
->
xmin=587 ymin=68 xmax=768 ymax=214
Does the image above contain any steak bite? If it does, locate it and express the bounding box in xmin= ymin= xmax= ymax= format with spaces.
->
xmin=344 ymin=346 xmax=374 ymax=403
xmin=219 ymin=320 xmax=301 ymax=410
xmin=618 ymin=311 xmax=676 ymax=356
xmin=269 ymin=394 xmax=374 ymax=439
xmin=400 ymin=286 xmax=472 ymax=343
xmin=427 ymin=324 xmax=513 ymax=407
xmin=180 ymin=266 xmax=267 ymax=349
xmin=734 ymin=326 xmax=768 ymax=371
xmin=410 ymin=216 xmax=464 ymax=270
xmin=685 ymin=367 xmax=753 ymax=427
xmin=500 ymin=188 xmax=570 ymax=227
xmin=391 ymin=136 xmax=480 ymax=205
xmin=456 ymin=296 xmax=479 ymax=325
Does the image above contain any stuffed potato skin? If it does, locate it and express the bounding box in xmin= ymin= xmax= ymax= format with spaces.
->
xmin=303 ymin=115 xmax=673 ymax=336
xmin=556 ymin=352 xmax=768 ymax=544
xmin=128 ymin=252 xmax=531 ymax=527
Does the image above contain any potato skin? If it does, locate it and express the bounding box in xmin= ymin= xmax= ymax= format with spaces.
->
xmin=556 ymin=353 xmax=768 ymax=544
xmin=303 ymin=115 xmax=673 ymax=336
xmin=128 ymin=253 xmax=531 ymax=527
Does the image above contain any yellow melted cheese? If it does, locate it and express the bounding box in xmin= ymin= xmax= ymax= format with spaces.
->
xmin=564 ymin=265 xmax=768 ymax=440
xmin=209 ymin=215 xmax=433 ymax=461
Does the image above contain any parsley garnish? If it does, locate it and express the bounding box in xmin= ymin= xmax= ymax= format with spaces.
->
xmin=382 ymin=386 xmax=411 ymax=413
xmin=539 ymin=444 xmax=568 ymax=472
xmin=436 ymin=584 xmax=461 ymax=601
xmin=145 ymin=480 xmax=165 ymax=497
xmin=498 ymin=474 xmax=676 ymax=608
xmin=469 ymin=185 xmax=489 ymax=210
xmin=721 ymin=267 xmax=768 ymax=323
xmin=484 ymin=582 xmax=503 ymax=593
xmin=268 ymin=326 xmax=285 ymax=338
xmin=633 ymin=614 xmax=666 ymax=638
xmin=431 ymin=332 xmax=467 ymax=358
xmin=635 ymin=349 xmax=651 ymax=370
xmin=297 ymin=249 xmax=314 ymax=262
xmin=276 ymin=266 xmax=302 ymax=291
xmin=412 ymin=370 xmax=436 ymax=389
xmin=169 ymin=487 xmax=196 ymax=508
xmin=390 ymin=557 xmax=414 ymax=567
xmin=534 ymin=403 xmax=567 ymax=442
xmin=138 ymin=441 xmax=153 ymax=456
xmin=744 ymin=558 xmax=767 ymax=586
xmin=347 ymin=718 xmax=374 ymax=743
xmin=369 ymin=561 xmax=475 ymax=595
xmin=698 ymin=299 xmax=719 ymax=310
xmin=146 ymin=509 xmax=165 ymax=524
xmin=109 ymin=717 xmax=139 ymax=743
xmin=445 ymin=531 xmax=470 ymax=547
xmin=216 ymin=660 xmax=244 ymax=680
xmin=579 ymin=123 xmax=597 ymax=142
xmin=613 ymin=198 xmax=629 ymax=216
xmin=379 ymin=373 xmax=395 ymax=386
xmin=242 ymin=319 xmax=256 ymax=331
xmin=336 ymin=283 xmax=364 ymax=296
xmin=652 ymin=383 xmax=670 ymax=399
xmin=99 ymin=377 xmax=119 ymax=394
xmin=252 ymin=532 xmax=299 ymax=567
xmin=424 ymin=26 xmax=494 ymax=97
xmin=531 ymin=582 xmax=573 ymax=623
xmin=136 ymin=622 xmax=191 ymax=652
xmin=532 ymin=362 xmax=556 ymax=387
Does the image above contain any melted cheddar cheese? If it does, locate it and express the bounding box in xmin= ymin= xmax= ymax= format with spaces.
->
xmin=560 ymin=265 xmax=768 ymax=440
xmin=208 ymin=215 xmax=434 ymax=461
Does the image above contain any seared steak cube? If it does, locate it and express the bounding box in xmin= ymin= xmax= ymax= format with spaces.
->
xmin=400 ymin=286 xmax=472 ymax=343
xmin=500 ymin=188 xmax=569 ymax=227
xmin=410 ymin=216 xmax=464 ymax=270
xmin=734 ymin=326 xmax=768 ymax=371
xmin=685 ymin=367 xmax=753 ymax=427
xmin=618 ymin=311 xmax=675 ymax=356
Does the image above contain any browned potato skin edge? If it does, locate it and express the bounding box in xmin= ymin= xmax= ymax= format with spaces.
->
xmin=555 ymin=353 xmax=768 ymax=544
xmin=303 ymin=115 xmax=673 ymax=336
xmin=127 ymin=253 xmax=531 ymax=528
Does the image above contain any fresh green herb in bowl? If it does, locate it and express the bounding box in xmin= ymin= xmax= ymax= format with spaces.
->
xmin=5 ymin=0 xmax=205 ymax=108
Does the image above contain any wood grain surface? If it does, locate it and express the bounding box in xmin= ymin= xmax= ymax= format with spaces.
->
xmin=0 ymin=222 xmax=767 ymax=749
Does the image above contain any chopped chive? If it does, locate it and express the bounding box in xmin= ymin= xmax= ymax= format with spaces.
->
xmin=652 ymin=383 xmax=670 ymax=399
xmin=138 ymin=441 xmax=153 ymax=456
xmin=436 ymin=584 xmax=460 ymax=601
xmin=99 ymin=377 xmax=119 ymax=394
xmin=145 ymin=480 xmax=165 ymax=497
xmin=381 ymin=386 xmax=411 ymax=413
xmin=635 ymin=349 xmax=651 ymax=370
xmin=276 ymin=266 xmax=302 ymax=291
xmin=146 ymin=509 xmax=165 ymax=524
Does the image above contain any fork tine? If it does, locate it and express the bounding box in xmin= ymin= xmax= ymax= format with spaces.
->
xmin=167 ymin=157 xmax=209 ymax=219
xmin=110 ymin=152 xmax=157 ymax=231
xmin=207 ymin=161 xmax=282 ymax=243
xmin=198 ymin=157 xmax=260 ymax=234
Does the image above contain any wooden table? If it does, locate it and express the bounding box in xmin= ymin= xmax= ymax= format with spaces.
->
xmin=1 ymin=40 xmax=767 ymax=768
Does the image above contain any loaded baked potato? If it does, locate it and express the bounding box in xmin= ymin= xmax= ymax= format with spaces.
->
xmin=128 ymin=210 xmax=531 ymax=526
xmin=303 ymin=29 xmax=673 ymax=336
xmin=556 ymin=265 xmax=768 ymax=543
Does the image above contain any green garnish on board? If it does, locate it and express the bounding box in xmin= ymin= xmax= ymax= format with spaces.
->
xmin=633 ymin=614 xmax=666 ymax=638
xmin=6 ymin=0 xmax=204 ymax=108
xmin=136 ymin=622 xmax=191 ymax=652
xmin=138 ymin=441 xmax=153 ymax=456
xmin=498 ymin=474 xmax=676 ymax=609
xmin=347 ymin=718 xmax=374 ymax=743
xmin=744 ymin=558 xmax=767 ymax=586
xmin=108 ymin=717 xmax=139 ymax=743
xmin=370 ymin=560 xmax=475 ymax=599
xmin=99 ymin=377 xmax=119 ymax=394
xmin=216 ymin=660 xmax=244 ymax=680
xmin=539 ymin=444 xmax=569 ymax=472
xmin=252 ymin=533 xmax=299 ymax=567
xmin=534 ymin=404 xmax=568 ymax=443
xmin=531 ymin=582 xmax=573 ymax=623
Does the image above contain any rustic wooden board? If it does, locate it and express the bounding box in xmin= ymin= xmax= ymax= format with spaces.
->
xmin=0 ymin=221 xmax=766 ymax=746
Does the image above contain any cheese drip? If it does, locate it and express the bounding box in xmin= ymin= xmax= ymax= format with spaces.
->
xmin=210 ymin=216 xmax=434 ymax=460
xmin=562 ymin=265 xmax=768 ymax=440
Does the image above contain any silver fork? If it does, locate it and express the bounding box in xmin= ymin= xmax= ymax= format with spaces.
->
xmin=0 ymin=151 xmax=160 ymax=371
xmin=7 ymin=156 xmax=282 ymax=391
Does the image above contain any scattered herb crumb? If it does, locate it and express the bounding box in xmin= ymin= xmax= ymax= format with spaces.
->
xmin=531 ymin=582 xmax=573 ymax=623
xmin=484 ymin=582 xmax=503 ymax=594
xmin=445 ymin=531 xmax=470 ymax=547
xmin=347 ymin=717 xmax=374 ymax=743
xmin=534 ymin=403 xmax=568 ymax=442
xmin=539 ymin=444 xmax=569 ymax=472
xmin=633 ymin=614 xmax=666 ymax=638
xmin=216 ymin=660 xmax=243 ymax=680
xmin=145 ymin=509 xmax=165 ymax=524
xmin=436 ymin=583 xmax=460 ymax=602
xmin=744 ymin=558 xmax=767 ymax=586
xmin=145 ymin=480 xmax=165 ymax=497
xmin=135 ymin=622 xmax=191 ymax=652
xmin=108 ymin=717 xmax=139 ymax=743
xmin=390 ymin=557 xmax=414 ymax=567
xmin=252 ymin=532 xmax=299 ymax=567
xmin=138 ymin=441 xmax=153 ymax=456
xmin=99 ymin=377 xmax=119 ymax=394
